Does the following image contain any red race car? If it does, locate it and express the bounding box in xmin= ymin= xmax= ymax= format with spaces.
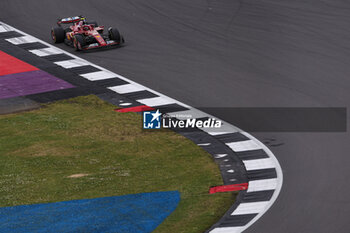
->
xmin=51 ymin=16 xmax=124 ymax=51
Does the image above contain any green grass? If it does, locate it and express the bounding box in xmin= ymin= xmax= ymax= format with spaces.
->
xmin=0 ymin=95 xmax=235 ymax=233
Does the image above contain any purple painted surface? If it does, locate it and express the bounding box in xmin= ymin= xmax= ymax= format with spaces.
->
xmin=0 ymin=70 xmax=74 ymax=99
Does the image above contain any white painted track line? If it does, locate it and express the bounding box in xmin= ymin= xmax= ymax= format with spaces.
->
xmin=247 ymin=178 xmax=278 ymax=192
xmin=243 ymin=158 xmax=275 ymax=171
xmin=108 ymin=83 xmax=146 ymax=94
xmin=0 ymin=25 xmax=12 ymax=33
xmin=232 ymin=201 xmax=270 ymax=215
xmin=29 ymin=47 xmax=62 ymax=57
xmin=138 ymin=96 xmax=175 ymax=107
xmin=80 ymin=71 xmax=117 ymax=81
xmin=226 ymin=140 xmax=261 ymax=152
xmin=6 ymin=35 xmax=38 ymax=45
xmin=238 ymin=132 xmax=283 ymax=232
xmin=210 ymin=226 xmax=245 ymax=233
xmin=54 ymin=59 xmax=90 ymax=69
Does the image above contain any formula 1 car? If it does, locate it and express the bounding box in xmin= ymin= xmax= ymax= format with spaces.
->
xmin=51 ymin=16 xmax=124 ymax=51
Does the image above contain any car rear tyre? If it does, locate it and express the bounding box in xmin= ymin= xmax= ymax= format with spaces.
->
xmin=51 ymin=27 xmax=65 ymax=43
xmin=73 ymin=34 xmax=86 ymax=51
xmin=108 ymin=27 xmax=124 ymax=44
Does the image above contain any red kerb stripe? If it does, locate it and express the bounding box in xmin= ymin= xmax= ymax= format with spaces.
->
xmin=115 ymin=105 xmax=155 ymax=113
xmin=209 ymin=183 xmax=248 ymax=194
xmin=0 ymin=50 xmax=38 ymax=76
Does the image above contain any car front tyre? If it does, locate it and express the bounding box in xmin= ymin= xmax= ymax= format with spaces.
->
xmin=73 ymin=34 xmax=86 ymax=51
xmin=108 ymin=27 xmax=124 ymax=44
xmin=51 ymin=27 xmax=65 ymax=43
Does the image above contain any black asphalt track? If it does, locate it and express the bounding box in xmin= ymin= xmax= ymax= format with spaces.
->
xmin=1 ymin=0 xmax=350 ymax=232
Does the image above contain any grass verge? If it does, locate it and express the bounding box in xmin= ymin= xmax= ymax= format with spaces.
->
xmin=0 ymin=95 xmax=235 ymax=233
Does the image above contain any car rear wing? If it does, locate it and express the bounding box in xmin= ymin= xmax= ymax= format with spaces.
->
xmin=57 ymin=16 xmax=86 ymax=25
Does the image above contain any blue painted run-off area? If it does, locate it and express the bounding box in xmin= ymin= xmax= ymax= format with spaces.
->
xmin=0 ymin=191 xmax=180 ymax=233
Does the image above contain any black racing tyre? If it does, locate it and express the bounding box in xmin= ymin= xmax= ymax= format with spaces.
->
xmin=108 ymin=27 xmax=123 ymax=44
xmin=51 ymin=27 xmax=65 ymax=43
xmin=73 ymin=34 xmax=86 ymax=51
xmin=86 ymin=21 xmax=98 ymax=27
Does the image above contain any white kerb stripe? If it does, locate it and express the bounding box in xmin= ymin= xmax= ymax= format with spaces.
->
xmin=247 ymin=178 xmax=278 ymax=192
xmin=202 ymin=123 xmax=237 ymax=135
xmin=119 ymin=102 xmax=132 ymax=106
xmin=29 ymin=47 xmax=62 ymax=57
xmin=80 ymin=71 xmax=117 ymax=81
xmin=232 ymin=201 xmax=269 ymax=215
xmin=5 ymin=35 xmax=38 ymax=45
xmin=210 ymin=226 xmax=245 ymax=233
xmin=215 ymin=154 xmax=228 ymax=159
xmin=108 ymin=84 xmax=145 ymax=94
xmin=226 ymin=140 xmax=261 ymax=152
xmin=138 ymin=96 xmax=175 ymax=107
xmin=243 ymin=158 xmax=275 ymax=171
xmin=0 ymin=25 xmax=13 ymax=33
xmin=54 ymin=59 xmax=89 ymax=69
xmin=197 ymin=143 xmax=211 ymax=146
xmin=208 ymin=131 xmax=234 ymax=136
